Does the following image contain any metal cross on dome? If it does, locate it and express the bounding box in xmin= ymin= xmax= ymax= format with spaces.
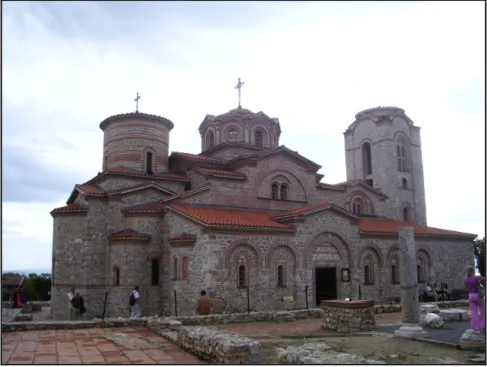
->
xmin=134 ymin=92 xmax=141 ymax=113
xmin=234 ymin=78 xmax=244 ymax=109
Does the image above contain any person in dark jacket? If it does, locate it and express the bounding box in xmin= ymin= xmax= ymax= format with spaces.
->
xmin=70 ymin=292 xmax=86 ymax=320
xmin=18 ymin=287 xmax=29 ymax=307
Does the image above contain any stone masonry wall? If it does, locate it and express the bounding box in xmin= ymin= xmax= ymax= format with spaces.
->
xmin=321 ymin=300 xmax=375 ymax=333
xmin=343 ymin=109 xmax=427 ymax=226
xmin=51 ymin=199 xmax=108 ymax=320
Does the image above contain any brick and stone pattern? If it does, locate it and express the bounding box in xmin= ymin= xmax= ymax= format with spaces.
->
xmin=321 ymin=300 xmax=375 ymax=333
xmin=100 ymin=113 xmax=174 ymax=173
xmin=50 ymin=106 xmax=476 ymax=319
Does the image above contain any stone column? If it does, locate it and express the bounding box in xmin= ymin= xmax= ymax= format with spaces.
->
xmin=394 ymin=227 xmax=427 ymax=338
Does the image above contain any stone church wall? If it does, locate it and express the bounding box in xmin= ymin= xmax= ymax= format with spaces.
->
xmin=51 ymin=200 xmax=108 ymax=320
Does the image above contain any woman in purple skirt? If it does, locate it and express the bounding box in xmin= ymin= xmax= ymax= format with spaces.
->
xmin=464 ymin=267 xmax=485 ymax=333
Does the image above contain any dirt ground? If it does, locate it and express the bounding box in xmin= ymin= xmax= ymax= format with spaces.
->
xmin=258 ymin=336 xmax=476 ymax=364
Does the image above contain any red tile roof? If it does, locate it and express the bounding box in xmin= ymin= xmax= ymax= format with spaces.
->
xmin=77 ymin=184 xmax=106 ymax=196
xmin=108 ymin=229 xmax=151 ymax=240
xmin=167 ymin=204 xmax=293 ymax=230
xmin=2 ymin=275 xmax=24 ymax=287
xmin=271 ymin=201 xmax=359 ymax=221
xmin=99 ymin=112 xmax=174 ymax=131
xmin=171 ymin=152 xmax=226 ymax=164
xmin=51 ymin=204 xmax=88 ymax=216
xmin=359 ymin=218 xmax=477 ymax=238
xmin=194 ymin=168 xmax=246 ymax=179
xmin=122 ymin=202 xmax=166 ymax=213
xmin=106 ymin=168 xmax=189 ymax=181
xmin=168 ymin=233 xmax=197 ymax=242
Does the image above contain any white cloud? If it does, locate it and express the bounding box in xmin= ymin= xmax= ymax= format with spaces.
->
xmin=2 ymin=1 xmax=485 ymax=270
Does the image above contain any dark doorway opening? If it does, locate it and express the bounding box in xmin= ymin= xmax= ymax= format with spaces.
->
xmin=315 ymin=267 xmax=337 ymax=306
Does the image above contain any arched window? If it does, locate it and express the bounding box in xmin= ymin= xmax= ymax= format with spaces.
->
xmin=390 ymin=256 xmax=399 ymax=285
xmin=277 ymin=265 xmax=285 ymax=287
xmin=173 ymin=257 xmax=178 ymax=280
xmin=182 ymin=256 xmax=189 ymax=280
xmin=255 ymin=130 xmax=263 ymax=147
xmin=352 ymin=198 xmax=364 ymax=215
xmin=151 ymin=259 xmax=159 ymax=285
xmin=226 ymin=127 xmax=239 ymax=142
xmin=362 ymin=142 xmax=372 ymax=176
xmin=391 ymin=265 xmax=398 ymax=284
xmin=364 ymin=265 xmax=371 ymax=284
xmin=146 ymin=152 xmax=153 ymax=174
xmin=271 ymin=183 xmax=279 ymax=199
xmin=238 ymin=265 xmax=247 ymax=288
xmin=113 ymin=267 xmax=120 ymax=286
xmin=417 ymin=257 xmax=426 ymax=283
xmin=104 ymin=155 xmax=108 ymax=170
xmin=397 ymin=140 xmax=406 ymax=171
xmin=403 ymin=207 xmax=410 ymax=222
xmin=279 ymin=184 xmax=288 ymax=200
xmin=206 ymin=131 xmax=215 ymax=150
xmin=363 ymin=255 xmax=375 ymax=284
xmin=402 ymin=178 xmax=408 ymax=189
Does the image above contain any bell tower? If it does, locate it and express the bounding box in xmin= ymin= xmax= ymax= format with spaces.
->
xmin=343 ymin=106 xmax=427 ymax=226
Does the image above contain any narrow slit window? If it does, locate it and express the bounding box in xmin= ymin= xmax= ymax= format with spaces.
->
xmin=146 ymin=152 xmax=153 ymax=174
xmin=238 ymin=265 xmax=246 ymax=288
xmin=277 ymin=265 xmax=285 ymax=286
xmin=151 ymin=259 xmax=159 ymax=285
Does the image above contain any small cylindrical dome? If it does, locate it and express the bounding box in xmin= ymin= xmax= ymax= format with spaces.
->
xmin=99 ymin=112 xmax=174 ymax=174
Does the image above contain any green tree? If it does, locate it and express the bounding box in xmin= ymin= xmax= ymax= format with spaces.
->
xmin=22 ymin=273 xmax=51 ymax=301
xmin=474 ymin=237 xmax=486 ymax=277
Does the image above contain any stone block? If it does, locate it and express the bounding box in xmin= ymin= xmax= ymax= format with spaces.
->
xmin=14 ymin=314 xmax=33 ymax=322
xmin=424 ymin=313 xmax=444 ymax=329
xmin=439 ymin=309 xmax=468 ymax=321
xmin=459 ymin=329 xmax=486 ymax=351
xmin=420 ymin=304 xmax=440 ymax=314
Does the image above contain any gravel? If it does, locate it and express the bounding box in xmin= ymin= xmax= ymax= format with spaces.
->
xmin=2 ymin=306 xmax=52 ymax=323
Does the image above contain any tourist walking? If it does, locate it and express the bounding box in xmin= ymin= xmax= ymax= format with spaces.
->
xmin=67 ymin=287 xmax=77 ymax=320
xmin=70 ymin=292 xmax=86 ymax=320
xmin=129 ymin=286 xmax=141 ymax=318
xmin=464 ymin=267 xmax=485 ymax=333
xmin=196 ymin=290 xmax=213 ymax=315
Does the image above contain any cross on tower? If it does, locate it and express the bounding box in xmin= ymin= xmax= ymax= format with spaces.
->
xmin=234 ymin=77 xmax=244 ymax=109
xmin=134 ymin=92 xmax=141 ymax=113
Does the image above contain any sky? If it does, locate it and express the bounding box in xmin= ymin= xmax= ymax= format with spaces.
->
xmin=2 ymin=1 xmax=485 ymax=272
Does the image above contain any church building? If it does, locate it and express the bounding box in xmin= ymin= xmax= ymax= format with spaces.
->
xmin=50 ymin=92 xmax=476 ymax=319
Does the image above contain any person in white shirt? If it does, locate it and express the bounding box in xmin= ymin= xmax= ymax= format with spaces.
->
xmin=67 ymin=287 xmax=76 ymax=320
xmin=130 ymin=286 xmax=141 ymax=318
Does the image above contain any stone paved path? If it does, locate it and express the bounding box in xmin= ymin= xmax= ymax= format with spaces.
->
xmin=1 ymin=327 xmax=204 ymax=364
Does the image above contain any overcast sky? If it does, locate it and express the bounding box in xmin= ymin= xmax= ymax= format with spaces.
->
xmin=3 ymin=1 xmax=485 ymax=272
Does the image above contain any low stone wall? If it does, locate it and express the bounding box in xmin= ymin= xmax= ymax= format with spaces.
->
xmin=321 ymin=300 xmax=375 ymax=333
xmin=174 ymin=308 xmax=323 ymax=325
xmin=2 ymin=301 xmax=50 ymax=309
xmin=277 ymin=342 xmax=384 ymax=364
xmin=373 ymin=300 xmax=468 ymax=314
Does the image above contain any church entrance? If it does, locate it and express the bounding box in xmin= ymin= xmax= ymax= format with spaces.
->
xmin=315 ymin=267 xmax=337 ymax=306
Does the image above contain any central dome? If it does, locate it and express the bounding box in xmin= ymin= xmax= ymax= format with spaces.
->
xmin=198 ymin=108 xmax=282 ymax=152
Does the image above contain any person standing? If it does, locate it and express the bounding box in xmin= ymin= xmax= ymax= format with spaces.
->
xmin=67 ymin=287 xmax=77 ymax=320
xmin=195 ymin=290 xmax=213 ymax=315
xmin=130 ymin=286 xmax=141 ymax=318
xmin=70 ymin=292 xmax=86 ymax=320
xmin=464 ymin=267 xmax=485 ymax=333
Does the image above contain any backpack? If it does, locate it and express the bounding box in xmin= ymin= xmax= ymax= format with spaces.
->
xmin=129 ymin=292 xmax=136 ymax=306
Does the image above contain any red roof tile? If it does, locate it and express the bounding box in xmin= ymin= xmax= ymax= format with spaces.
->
xmin=108 ymin=229 xmax=151 ymax=240
xmin=171 ymin=152 xmax=226 ymax=164
xmin=194 ymin=168 xmax=246 ymax=179
xmin=51 ymin=204 xmax=88 ymax=215
xmin=122 ymin=202 xmax=165 ymax=213
xmin=168 ymin=233 xmax=197 ymax=242
xmin=168 ymin=204 xmax=292 ymax=230
xmin=272 ymin=201 xmax=331 ymax=219
xmin=77 ymin=184 xmax=107 ymax=196
xmin=271 ymin=201 xmax=359 ymax=221
xmin=106 ymin=168 xmax=189 ymax=181
xmin=2 ymin=275 xmax=24 ymax=287
xmin=359 ymin=218 xmax=477 ymax=238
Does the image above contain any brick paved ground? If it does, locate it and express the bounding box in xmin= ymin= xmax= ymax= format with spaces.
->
xmin=2 ymin=327 xmax=204 ymax=364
